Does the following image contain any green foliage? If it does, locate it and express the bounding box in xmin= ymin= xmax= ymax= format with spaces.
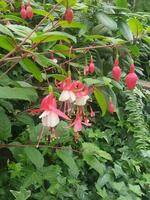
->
xmin=0 ymin=0 xmax=150 ymax=199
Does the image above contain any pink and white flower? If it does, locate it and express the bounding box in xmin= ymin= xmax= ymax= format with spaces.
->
xmin=58 ymin=77 xmax=76 ymax=103
xmin=74 ymin=81 xmax=89 ymax=106
xmin=29 ymin=92 xmax=70 ymax=128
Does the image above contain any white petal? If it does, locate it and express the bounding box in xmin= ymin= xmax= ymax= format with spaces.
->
xmin=39 ymin=110 xmax=49 ymax=118
xmin=69 ymin=91 xmax=76 ymax=102
xmin=48 ymin=111 xmax=60 ymax=127
xmin=59 ymin=90 xmax=70 ymax=102
xmin=40 ymin=111 xmax=60 ymax=127
xmin=76 ymin=95 xmax=89 ymax=106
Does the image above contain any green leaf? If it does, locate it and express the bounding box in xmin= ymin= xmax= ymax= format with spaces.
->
xmin=0 ymin=86 xmax=38 ymax=101
xmin=56 ymin=0 xmax=77 ymax=7
xmin=0 ymin=108 xmax=11 ymax=140
xmin=24 ymin=148 xmax=44 ymax=169
xmin=83 ymin=154 xmax=105 ymax=174
xmin=33 ymin=9 xmax=54 ymax=21
xmin=82 ymin=143 xmax=112 ymax=161
xmin=58 ymin=21 xmax=83 ymax=28
xmin=56 ymin=147 xmax=79 ymax=178
xmin=32 ymin=31 xmax=76 ymax=43
xmin=115 ymin=0 xmax=128 ymax=8
xmin=0 ymin=24 xmax=14 ymax=38
xmin=119 ymin=21 xmax=133 ymax=41
xmin=128 ymin=18 xmax=143 ymax=37
xmin=10 ymin=189 xmax=31 ymax=200
xmin=7 ymin=25 xmax=36 ymax=40
xmin=19 ymin=58 xmax=43 ymax=82
xmin=94 ymin=88 xmax=107 ymax=116
xmin=84 ymin=78 xmax=101 ymax=86
xmin=0 ymin=35 xmax=15 ymax=51
xmin=97 ymin=13 xmax=117 ymax=31
xmin=129 ymin=184 xmax=143 ymax=197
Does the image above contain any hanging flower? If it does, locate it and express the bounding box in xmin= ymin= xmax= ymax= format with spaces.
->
xmin=75 ymin=82 xmax=89 ymax=106
xmin=50 ymin=52 xmax=57 ymax=64
xmin=84 ymin=65 xmax=89 ymax=76
xmin=125 ymin=63 xmax=138 ymax=90
xmin=112 ymin=58 xmax=121 ymax=81
xmin=58 ymin=77 xmax=76 ymax=103
xmin=65 ymin=8 xmax=74 ymax=23
xmin=108 ymin=98 xmax=115 ymax=113
xmin=26 ymin=3 xmax=33 ymax=19
xmin=20 ymin=4 xmax=27 ymax=19
xmin=89 ymin=56 xmax=95 ymax=74
xmin=90 ymin=106 xmax=95 ymax=117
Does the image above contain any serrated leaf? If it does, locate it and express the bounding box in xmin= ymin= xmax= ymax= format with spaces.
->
xmin=33 ymin=9 xmax=54 ymax=21
xmin=115 ymin=0 xmax=128 ymax=8
xmin=19 ymin=58 xmax=43 ymax=82
xmin=97 ymin=13 xmax=117 ymax=31
xmin=82 ymin=143 xmax=112 ymax=161
xmin=84 ymin=78 xmax=101 ymax=86
xmin=10 ymin=189 xmax=31 ymax=200
xmin=24 ymin=148 xmax=44 ymax=169
xmin=56 ymin=147 xmax=79 ymax=178
xmin=0 ymin=86 xmax=38 ymax=102
xmin=94 ymin=88 xmax=107 ymax=116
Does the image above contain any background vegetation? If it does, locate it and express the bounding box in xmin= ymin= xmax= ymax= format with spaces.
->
xmin=0 ymin=0 xmax=150 ymax=199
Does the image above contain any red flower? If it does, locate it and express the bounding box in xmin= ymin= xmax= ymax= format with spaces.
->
xmin=20 ymin=5 xmax=27 ymax=19
xmin=65 ymin=8 xmax=74 ymax=23
xmin=125 ymin=64 xmax=138 ymax=90
xmin=112 ymin=58 xmax=121 ymax=81
xmin=108 ymin=99 xmax=115 ymax=113
xmin=89 ymin=57 xmax=95 ymax=74
xmin=26 ymin=4 xmax=33 ymax=19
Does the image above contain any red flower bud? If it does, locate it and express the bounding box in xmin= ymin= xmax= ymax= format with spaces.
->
xmin=108 ymin=99 xmax=115 ymax=113
xmin=20 ymin=5 xmax=27 ymax=19
xmin=112 ymin=58 xmax=121 ymax=81
xmin=84 ymin=65 xmax=89 ymax=76
xmin=89 ymin=57 xmax=95 ymax=74
xmin=125 ymin=64 xmax=138 ymax=90
xmin=26 ymin=4 xmax=33 ymax=19
xmin=65 ymin=8 xmax=74 ymax=23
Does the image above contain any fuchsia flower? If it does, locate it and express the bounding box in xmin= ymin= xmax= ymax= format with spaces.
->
xmin=89 ymin=57 xmax=95 ymax=74
xmin=26 ymin=3 xmax=33 ymax=19
xmin=125 ymin=63 xmax=138 ymax=90
xmin=20 ymin=5 xmax=27 ymax=19
xmin=59 ymin=77 xmax=76 ymax=103
xmin=72 ymin=111 xmax=91 ymax=133
xmin=31 ymin=93 xmax=69 ymax=128
xmin=112 ymin=58 xmax=121 ymax=81
xmin=108 ymin=99 xmax=115 ymax=114
xmin=74 ymin=81 xmax=89 ymax=106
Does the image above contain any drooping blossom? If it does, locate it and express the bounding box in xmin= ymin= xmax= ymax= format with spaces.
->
xmin=20 ymin=4 xmax=27 ymax=19
xmin=26 ymin=3 xmax=33 ymax=19
xmin=29 ymin=92 xmax=70 ymax=128
xmin=65 ymin=8 xmax=74 ymax=23
xmin=90 ymin=106 xmax=95 ymax=117
xmin=89 ymin=57 xmax=95 ymax=74
xmin=112 ymin=57 xmax=121 ymax=81
xmin=84 ymin=65 xmax=89 ymax=76
xmin=125 ymin=63 xmax=138 ymax=90
xmin=74 ymin=81 xmax=89 ymax=106
xmin=108 ymin=98 xmax=115 ymax=114
xmin=58 ymin=76 xmax=76 ymax=103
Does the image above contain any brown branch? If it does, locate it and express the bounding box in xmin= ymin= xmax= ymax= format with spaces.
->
xmin=0 ymin=3 xmax=60 ymax=64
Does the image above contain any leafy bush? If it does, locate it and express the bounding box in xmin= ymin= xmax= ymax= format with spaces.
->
xmin=0 ymin=0 xmax=150 ymax=199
